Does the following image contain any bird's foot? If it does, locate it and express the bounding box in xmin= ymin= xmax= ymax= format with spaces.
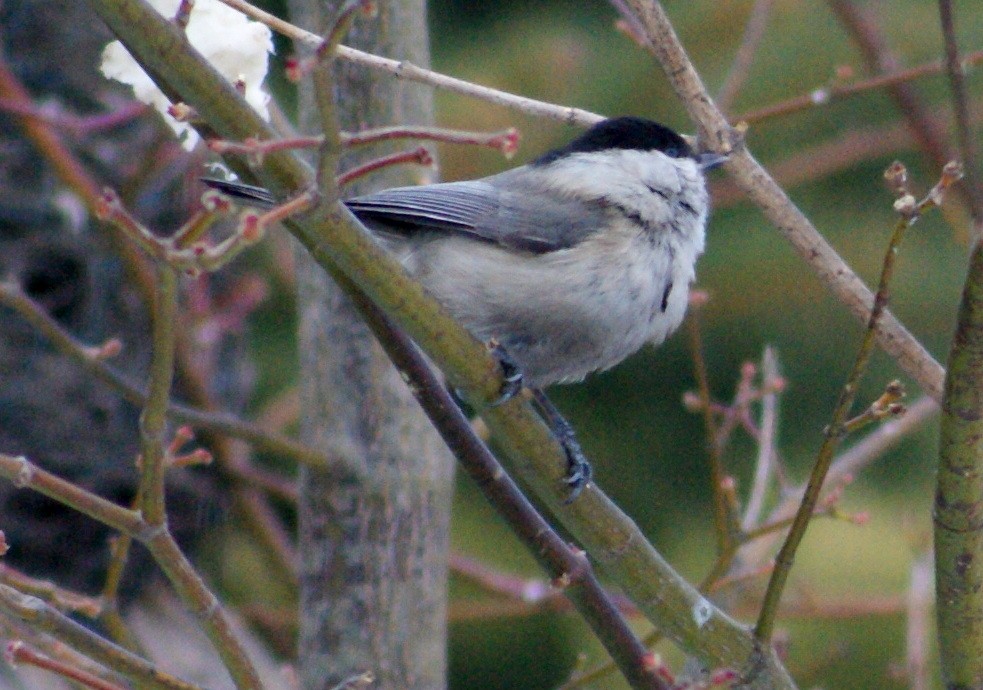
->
xmin=486 ymin=339 xmax=524 ymax=406
xmin=530 ymin=389 xmax=592 ymax=503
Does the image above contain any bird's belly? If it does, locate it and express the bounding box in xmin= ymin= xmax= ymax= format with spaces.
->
xmin=398 ymin=234 xmax=694 ymax=387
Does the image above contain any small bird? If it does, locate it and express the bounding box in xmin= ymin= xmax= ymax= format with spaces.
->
xmin=207 ymin=116 xmax=724 ymax=494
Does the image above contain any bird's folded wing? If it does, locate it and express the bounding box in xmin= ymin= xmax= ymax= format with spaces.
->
xmin=345 ymin=178 xmax=603 ymax=254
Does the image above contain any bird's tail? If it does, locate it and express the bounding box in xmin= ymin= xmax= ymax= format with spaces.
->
xmin=200 ymin=178 xmax=277 ymax=208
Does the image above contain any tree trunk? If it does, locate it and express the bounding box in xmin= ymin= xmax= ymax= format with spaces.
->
xmin=286 ymin=2 xmax=453 ymax=689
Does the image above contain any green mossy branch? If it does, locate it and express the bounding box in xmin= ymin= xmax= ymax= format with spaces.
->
xmin=77 ymin=0 xmax=793 ymax=684
xmin=936 ymin=239 xmax=983 ymax=688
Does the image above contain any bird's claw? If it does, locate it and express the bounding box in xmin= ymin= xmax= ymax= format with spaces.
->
xmin=486 ymin=339 xmax=524 ymax=406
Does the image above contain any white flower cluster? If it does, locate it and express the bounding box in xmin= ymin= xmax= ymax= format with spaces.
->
xmin=100 ymin=0 xmax=273 ymax=150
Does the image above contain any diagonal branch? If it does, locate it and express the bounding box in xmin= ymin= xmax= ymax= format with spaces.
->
xmin=620 ymin=0 xmax=945 ymax=403
xmin=82 ymin=0 xmax=794 ymax=683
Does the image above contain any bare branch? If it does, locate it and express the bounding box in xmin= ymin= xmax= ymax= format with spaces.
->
xmin=0 ymin=586 xmax=201 ymax=690
xmin=622 ymin=0 xmax=947 ymax=403
xmin=939 ymin=0 xmax=983 ymax=225
xmin=0 ymin=281 xmax=331 ymax=469
xmin=215 ymin=0 xmax=602 ymax=125
xmin=716 ymin=0 xmax=776 ymax=114
xmin=756 ymin=161 xmax=959 ymax=641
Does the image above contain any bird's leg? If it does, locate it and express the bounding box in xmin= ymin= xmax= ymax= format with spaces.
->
xmin=530 ymin=388 xmax=593 ymax=503
xmin=450 ymin=341 xmax=591 ymax=503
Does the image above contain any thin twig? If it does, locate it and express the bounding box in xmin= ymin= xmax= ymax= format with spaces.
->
xmin=754 ymin=162 xmax=959 ymax=641
xmin=732 ymin=394 xmax=937 ymax=581
xmin=211 ymin=125 xmax=519 ymax=159
xmin=742 ymin=347 xmax=780 ymax=531
xmin=938 ymin=0 xmax=983 ymax=225
xmin=0 ymin=565 xmax=100 ymax=618
xmin=0 ymin=59 xmax=157 ymax=309
xmin=6 ymin=641 xmax=127 ymax=690
xmin=215 ymin=0 xmax=601 ymax=126
xmin=686 ymin=296 xmax=736 ymax=557
xmin=0 ymin=281 xmax=333 ymax=469
xmin=0 ymin=584 xmax=201 ymax=690
xmin=136 ymin=266 xmax=178 ymax=526
xmin=735 ymin=48 xmax=983 ymax=125
xmin=827 ymin=0 xmax=951 ymax=172
xmin=716 ymin=0 xmax=776 ymax=114
xmin=97 ymin=535 xmax=143 ymax=653
xmin=0 ymin=98 xmax=147 ymax=136
xmin=709 ymin=113 xmax=956 ymax=209
xmin=336 ymin=146 xmax=433 ymax=187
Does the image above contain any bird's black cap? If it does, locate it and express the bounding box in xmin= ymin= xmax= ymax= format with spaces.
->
xmin=533 ymin=116 xmax=693 ymax=165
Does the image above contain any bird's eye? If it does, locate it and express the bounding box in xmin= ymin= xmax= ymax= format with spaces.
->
xmin=662 ymin=147 xmax=680 ymax=158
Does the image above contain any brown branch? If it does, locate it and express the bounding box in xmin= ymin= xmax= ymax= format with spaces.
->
xmin=351 ymin=290 xmax=667 ymax=690
xmin=622 ymin=0 xmax=946 ymax=405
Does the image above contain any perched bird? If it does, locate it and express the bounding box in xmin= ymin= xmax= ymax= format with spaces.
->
xmin=206 ymin=116 xmax=724 ymax=494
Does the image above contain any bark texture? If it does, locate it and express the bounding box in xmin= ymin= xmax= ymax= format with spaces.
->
xmin=287 ymin=1 xmax=453 ymax=689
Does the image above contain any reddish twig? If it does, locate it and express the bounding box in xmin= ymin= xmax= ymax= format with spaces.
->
xmin=336 ymin=146 xmax=433 ymax=187
xmin=827 ymin=0 xmax=951 ymax=171
xmin=735 ymin=48 xmax=983 ymax=125
xmin=0 ymin=98 xmax=147 ymax=136
xmin=685 ymin=294 xmax=739 ymax=558
xmin=0 ymin=58 xmax=157 ymax=308
xmin=6 ymin=641 xmax=127 ymax=690
xmin=0 ymin=565 xmax=101 ymax=618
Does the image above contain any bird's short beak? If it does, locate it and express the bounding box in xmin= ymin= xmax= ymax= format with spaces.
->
xmin=696 ymin=152 xmax=728 ymax=171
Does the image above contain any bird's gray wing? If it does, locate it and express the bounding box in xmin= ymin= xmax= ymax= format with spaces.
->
xmin=344 ymin=173 xmax=604 ymax=254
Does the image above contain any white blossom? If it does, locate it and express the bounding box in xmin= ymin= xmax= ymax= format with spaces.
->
xmin=101 ymin=0 xmax=273 ymax=150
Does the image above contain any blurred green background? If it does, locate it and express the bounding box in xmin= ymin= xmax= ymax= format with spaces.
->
xmin=242 ymin=1 xmax=983 ymax=687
